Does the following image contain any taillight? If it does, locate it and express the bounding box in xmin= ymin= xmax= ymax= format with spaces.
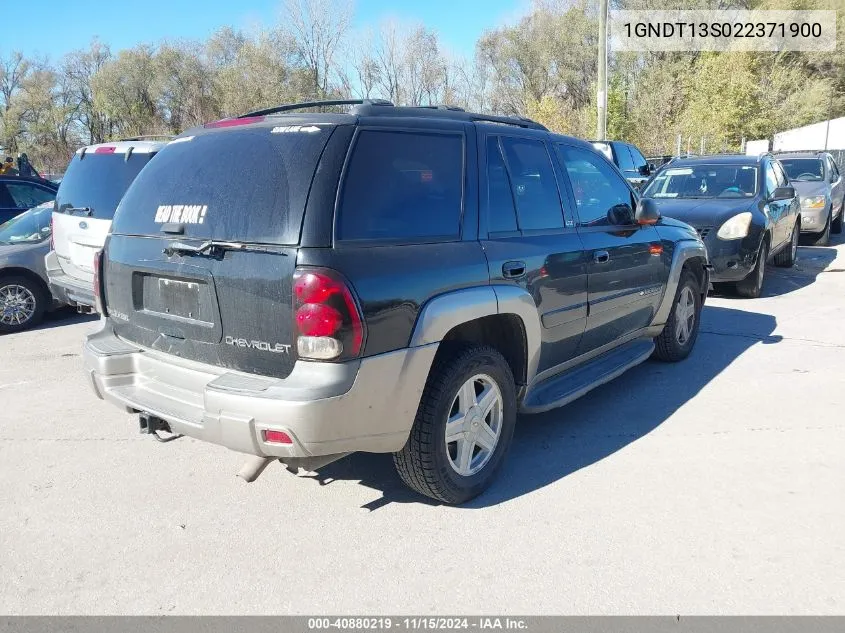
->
xmin=93 ymin=249 xmax=107 ymax=316
xmin=293 ymin=268 xmax=364 ymax=361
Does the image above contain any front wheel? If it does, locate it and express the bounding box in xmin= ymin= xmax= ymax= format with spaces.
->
xmin=734 ymin=239 xmax=768 ymax=299
xmin=653 ymin=269 xmax=702 ymax=362
xmin=0 ymin=276 xmax=47 ymax=334
xmin=774 ymin=220 xmax=799 ymax=268
xmin=832 ymin=205 xmax=843 ymax=235
xmin=813 ymin=211 xmax=831 ymax=246
xmin=393 ymin=345 xmax=517 ymax=504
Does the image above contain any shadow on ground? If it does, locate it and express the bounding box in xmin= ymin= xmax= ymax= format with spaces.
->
xmin=299 ymin=305 xmax=780 ymax=510
xmin=33 ymin=307 xmax=98 ymax=332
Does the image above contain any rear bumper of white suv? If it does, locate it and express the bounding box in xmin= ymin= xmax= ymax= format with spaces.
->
xmin=83 ymin=322 xmax=437 ymax=459
xmin=44 ymin=250 xmax=96 ymax=308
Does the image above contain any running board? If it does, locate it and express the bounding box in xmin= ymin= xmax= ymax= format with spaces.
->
xmin=520 ymin=339 xmax=655 ymax=414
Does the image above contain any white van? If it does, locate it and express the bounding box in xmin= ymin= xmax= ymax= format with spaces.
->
xmin=45 ymin=138 xmax=169 ymax=310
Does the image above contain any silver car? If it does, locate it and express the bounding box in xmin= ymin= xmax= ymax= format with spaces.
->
xmin=0 ymin=202 xmax=65 ymax=333
xmin=776 ymin=152 xmax=844 ymax=245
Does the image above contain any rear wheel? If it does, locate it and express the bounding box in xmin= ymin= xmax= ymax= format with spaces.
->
xmin=0 ymin=276 xmax=46 ymax=334
xmin=813 ymin=211 xmax=831 ymax=246
xmin=734 ymin=239 xmax=768 ymax=299
xmin=774 ymin=220 xmax=799 ymax=268
xmin=393 ymin=345 xmax=517 ymax=504
xmin=653 ymin=269 xmax=702 ymax=362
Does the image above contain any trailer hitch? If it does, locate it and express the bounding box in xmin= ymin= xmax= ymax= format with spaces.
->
xmin=138 ymin=413 xmax=183 ymax=443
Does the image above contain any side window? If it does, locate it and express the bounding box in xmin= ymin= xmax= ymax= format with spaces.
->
xmin=486 ymin=137 xmax=518 ymax=233
xmin=0 ymin=184 xmax=15 ymax=208
xmin=772 ymin=161 xmax=789 ymax=188
xmin=615 ymin=144 xmax=635 ymax=172
xmin=499 ymin=136 xmax=564 ymax=231
xmin=337 ymin=130 xmax=464 ymax=242
xmin=5 ymin=184 xmax=55 ymax=209
xmin=629 ymin=145 xmax=648 ymax=172
xmin=764 ymin=162 xmax=779 ymax=198
xmin=828 ymin=156 xmax=840 ymax=180
xmin=556 ymin=145 xmax=634 ymax=227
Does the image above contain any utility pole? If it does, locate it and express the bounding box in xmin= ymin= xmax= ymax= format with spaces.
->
xmin=596 ymin=0 xmax=609 ymax=140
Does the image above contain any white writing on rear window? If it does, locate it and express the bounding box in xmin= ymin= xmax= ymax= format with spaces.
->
xmin=155 ymin=204 xmax=208 ymax=224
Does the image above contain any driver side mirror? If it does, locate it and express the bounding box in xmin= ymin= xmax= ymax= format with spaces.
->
xmin=771 ymin=186 xmax=795 ymax=201
xmin=638 ymin=164 xmax=651 ymax=176
xmin=635 ymin=198 xmax=661 ymax=225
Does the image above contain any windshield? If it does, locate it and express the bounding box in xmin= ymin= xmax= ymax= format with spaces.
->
xmin=591 ymin=142 xmax=613 ymax=161
xmin=55 ymin=152 xmax=156 ymax=220
xmin=779 ymin=158 xmax=824 ymax=182
xmin=0 ymin=202 xmax=53 ymax=244
xmin=643 ymin=164 xmax=758 ymax=199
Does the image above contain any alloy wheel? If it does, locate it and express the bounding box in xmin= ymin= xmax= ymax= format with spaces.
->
xmin=445 ymin=374 xmax=503 ymax=477
xmin=674 ymin=286 xmax=696 ymax=346
xmin=0 ymin=284 xmax=37 ymax=327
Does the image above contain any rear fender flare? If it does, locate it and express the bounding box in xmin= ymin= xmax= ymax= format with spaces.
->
xmin=409 ymin=285 xmax=542 ymax=386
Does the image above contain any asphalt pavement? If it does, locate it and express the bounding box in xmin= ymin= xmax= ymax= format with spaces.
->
xmin=1 ymin=237 xmax=843 ymax=615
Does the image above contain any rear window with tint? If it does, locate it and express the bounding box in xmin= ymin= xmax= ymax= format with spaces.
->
xmin=56 ymin=153 xmax=155 ymax=220
xmin=337 ymin=130 xmax=464 ymax=243
xmin=111 ymin=125 xmax=334 ymax=244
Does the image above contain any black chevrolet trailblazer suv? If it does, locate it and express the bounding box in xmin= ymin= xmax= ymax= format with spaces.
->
xmin=84 ymin=100 xmax=710 ymax=504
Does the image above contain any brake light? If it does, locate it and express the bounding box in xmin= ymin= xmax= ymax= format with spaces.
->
xmin=94 ymin=146 xmax=116 ymax=154
xmin=293 ymin=268 xmax=364 ymax=361
xmin=93 ymin=249 xmax=107 ymax=316
xmin=204 ymin=115 xmax=266 ymax=129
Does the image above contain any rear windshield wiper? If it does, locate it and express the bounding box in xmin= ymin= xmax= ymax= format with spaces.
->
xmin=163 ymin=240 xmax=286 ymax=257
xmin=63 ymin=206 xmax=93 ymax=216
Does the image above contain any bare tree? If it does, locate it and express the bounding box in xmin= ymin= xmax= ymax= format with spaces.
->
xmin=61 ymin=39 xmax=113 ymax=143
xmin=281 ymin=0 xmax=353 ymax=98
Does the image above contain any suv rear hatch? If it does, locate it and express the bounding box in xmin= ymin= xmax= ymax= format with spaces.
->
xmin=53 ymin=147 xmax=158 ymax=284
xmin=103 ymin=121 xmax=339 ymax=379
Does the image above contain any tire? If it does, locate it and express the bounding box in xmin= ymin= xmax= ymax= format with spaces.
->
xmin=832 ymin=205 xmax=843 ymax=235
xmin=393 ymin=345 xmax=517 ymax=504
xmin=0 ymin=275 xmax=47 ymax=334
xmin=734 ymin=239 xmax=769 ymax=299
xmin=774 ymin=220 xmax=799 ymax=268
xmin=653 ymin=268 xmax=702 ymax=362
xmin=813 ymin=211 xmax=831 ymax=246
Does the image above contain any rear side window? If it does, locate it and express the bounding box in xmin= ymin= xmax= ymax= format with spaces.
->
xmin=4 ymin=183 xmax=55 ymax=208
xmin=337 ymin=130 xmax=464 ymax=242
xmin=499 ymin=137 xmax=564 ymax=231
xmin=56 ymin=153 xmax=154 ymax=220
xmin=112 ymin=126 xmax=333 ymax=244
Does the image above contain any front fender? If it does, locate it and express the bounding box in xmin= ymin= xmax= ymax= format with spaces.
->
xmin=651 ymin=240 xmax=709 ymax=328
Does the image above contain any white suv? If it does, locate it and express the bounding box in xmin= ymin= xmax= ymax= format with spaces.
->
xmin=45 ymin=138 xmax=168 ymax=311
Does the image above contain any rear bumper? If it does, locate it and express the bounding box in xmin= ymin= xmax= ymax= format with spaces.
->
xmin=44 ymin=250 xmax=95 ymax=307
xmin=83 ymin=324 xmax=437 ymax=458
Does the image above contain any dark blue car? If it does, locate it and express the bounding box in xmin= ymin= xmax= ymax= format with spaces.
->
xmin=0 ymin=175 xmax=59 ymax=225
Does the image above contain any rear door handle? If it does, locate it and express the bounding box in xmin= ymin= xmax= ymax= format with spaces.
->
xmin=594 ymin=250 xmax=610 ymax=264
xmin=502 ymin=261 xmax=526 ymax=279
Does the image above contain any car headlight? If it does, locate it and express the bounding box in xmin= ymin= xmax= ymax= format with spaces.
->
xmin=717 ymin=212 xmax=753 ymax=240
xmin=801 ymin=195 xmax=827 ymax=209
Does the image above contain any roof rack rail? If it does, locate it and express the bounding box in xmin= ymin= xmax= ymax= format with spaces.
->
xmin=467 ymin=113 xmax=547 ymax=131
xmin=240 ymin=99 xmax=394 ymax=118
xmin=117 ymin=135 xmax=176 ymax=142
xmin=418 ymin=105 xmax=467 ymax=112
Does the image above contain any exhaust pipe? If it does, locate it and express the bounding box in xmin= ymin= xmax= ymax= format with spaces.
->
xmin=76 ymin=304 xmax=95 ymax=315
xmin=237 ymin=453 xmax=351 ymax=483
xmin=238 ymin=456 xmax=275 ymax=483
